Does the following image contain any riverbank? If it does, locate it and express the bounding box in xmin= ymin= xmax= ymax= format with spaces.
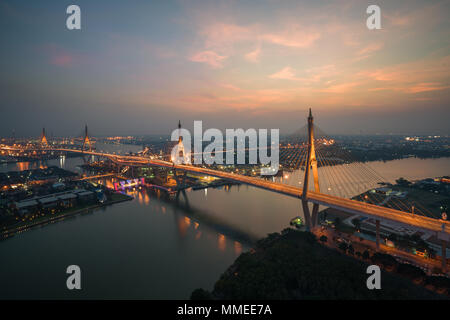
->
xmin=192 ymin=229 xmax=448 ymax=300
xmin=1 ymin=192 xmax=133 ymax=240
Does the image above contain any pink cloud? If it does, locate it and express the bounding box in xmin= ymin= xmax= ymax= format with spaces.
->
xmin=262 ymin=28 xmax=320 ymax=48
xmin=269 ymin=64 xmax=338 ymax=84
xmin=406 ymin=82 xmax=450 ymax=94
xmin=195 ymin=22 xmax=321 ymax=66
xmin=189 ymin=50 xmax=228 ymax=68
xmin=305 ymin=64 xmax=338 ymax=81
xmin=356 ymin=43 xmax=384 ymax=58
xmin=220 ymin=83 xmax=243 ymax=92
xmin=51 ymin=54 xmax=74 ymax=67
xmin=40 ymin=43 xmax=77 ymax=67
xmin=359 ymin=70 xmax=397 ymax=82
xmin=245 ymin=46 xmax=261 ymax=63
xmin=384 ymin=14 xmax=411 ymax=27
xmin=269 ymin=67 xmax=298 ymax=81
xmin=321 ymin=81 xmax=362 ymax=93
xmin=201 ymin=23 xmax=253 ymax=51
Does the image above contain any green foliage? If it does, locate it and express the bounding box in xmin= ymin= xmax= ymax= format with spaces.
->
xmin=362 ymin=250 xmax=370 ymax=260
xmin=338 ymin=242 xmax=348 ymax=252
xmin=371 ymin=253 xmax=398 ymax=269
xmin=397 ymin=263 xmax=426 ymax=280
xmin=396 ymin=177 xmax=411 ymax=186
xmin=426 ymin=276 xmax=450 ymax=295
xmin=348 ymin=244 xmax=354 ymax=255
xmin=208 ymin=230 xmax=443 ymax=300
xmin=190 ymin=288 xmax=213 ymax=300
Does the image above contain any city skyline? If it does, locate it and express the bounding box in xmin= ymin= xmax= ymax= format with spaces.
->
xmin=0 ymin=0 xmax=449 ymax=137
xmin=1 ymin=0 xmax=449 ymax=303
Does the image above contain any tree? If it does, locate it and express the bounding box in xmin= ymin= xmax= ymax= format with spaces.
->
xmin=397 ymin=263 xmax=426 ymax=284
xmin=190 ymin=288 xmax=212 ymax=300
xmin=338 ymin=242 xmax=348 ymax=253
xmin=371 ymin=253 xmax=398 ymax=271
xmin=362 ymin=250 xmax=370 ymax=260
xmin=431 ymin=267 xmax=442 ymax=275
xmin=348 ymin=244 xmax=354 ymax=255
xmin=319 ymin=235 xmax=327 ymax=244
xmin=395 ymin=177 xmax=411 ymax=187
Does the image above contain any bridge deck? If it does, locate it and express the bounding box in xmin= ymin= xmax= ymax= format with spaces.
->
xmin=3 ymin=147 xmax=450 ymax=238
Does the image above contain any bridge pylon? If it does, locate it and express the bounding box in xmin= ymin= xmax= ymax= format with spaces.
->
xmin=82 ymin=124 xmax=92 ymax=152
xmin=172 ymin=120 xmax=189 ymax=164
xmin=41 ymin=127 xmax=48 ymax=146
xmin=301 ymin=108 xmax=321 ymax=230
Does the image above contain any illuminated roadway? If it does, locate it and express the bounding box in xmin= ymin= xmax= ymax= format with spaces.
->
xmin=2 ymin=146 xmax=450 ymax=239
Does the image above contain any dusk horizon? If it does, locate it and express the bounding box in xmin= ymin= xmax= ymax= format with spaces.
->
xmin=1 ymin=0 xmax=449 ymax=137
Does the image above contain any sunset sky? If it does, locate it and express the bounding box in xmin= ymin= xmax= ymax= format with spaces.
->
xmin=0 ymin=0 xmax=449 ymax=136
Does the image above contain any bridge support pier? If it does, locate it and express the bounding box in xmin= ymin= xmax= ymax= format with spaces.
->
xmin=375 ymin=220 xmax=380 ymax=250
xmin=301 ymin=200 xmax=313 ymax=231
xmin=301 ymin=108 xmax=320 ymax=233
xmin=301 ymin=201 xmax=320 ymax=231
xmin=311 ymin=203 xmax=320 ymax=228
xmin=442 ymin=240 xmax=447 ymax=273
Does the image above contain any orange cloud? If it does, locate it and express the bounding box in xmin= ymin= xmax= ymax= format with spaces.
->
xmin=190 ymin=51 xmax=228 ymax=68
xmin=261 ymin=27 xmax=320 ymax=48
xmin=200 ymin=23 xmax=254 ymax=53
xmin=406 ymin=82 xmax=450 ymax=94
xmin=42 ymin=43 xmax=77 ymax=67
xmin=245 ymin=46 xmax=261 ymax=63
xmin=195 ymin=22 xmax=321 ymax=65
xmin=51 ymin=54 xmax=74 ymax=67
xmin=321 ymin=81 xmax=362 ymax=93
xmin=269 ymin=67 xmax=298 ymax=81
xmin=355 ymin=43 xmax=384 ymax=60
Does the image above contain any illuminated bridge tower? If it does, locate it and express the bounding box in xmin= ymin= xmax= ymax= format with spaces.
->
xmin=82 ymin=124 xmax=92 ymax=152
xmin=178 ymin=120 xmax=183 ymax=146
xmin=301 ymin=108 xmax=320 ymax=230
xmin=172 ymin=120 xmax=189 ymax=190
xmin=174 ymin=120 xmax=189 ymax=163
xmin=41 ymin=127 xmax=48 ymax=146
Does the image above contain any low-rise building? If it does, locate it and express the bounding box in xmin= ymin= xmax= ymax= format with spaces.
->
xmin=14 ymin=200 xmax=38 ymax=216
xmin=77 ymin=190 xmax=95 ymax=203
xmin=38 ymin=196 xmax=59 ymax=209
xmin=58 ymin=193 xmax=77 ymax=207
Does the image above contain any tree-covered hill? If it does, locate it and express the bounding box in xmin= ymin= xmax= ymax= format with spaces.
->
xmin=192 ymin=229 xmax=447 ymax=300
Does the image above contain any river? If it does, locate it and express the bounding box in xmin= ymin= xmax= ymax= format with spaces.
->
xmin=0 ymin=144 xmax=448 ymax=299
